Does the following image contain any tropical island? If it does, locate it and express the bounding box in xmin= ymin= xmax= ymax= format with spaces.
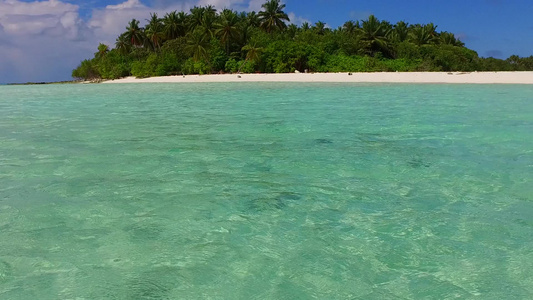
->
xmin=72 ymin=0 xmax=533 ymax=81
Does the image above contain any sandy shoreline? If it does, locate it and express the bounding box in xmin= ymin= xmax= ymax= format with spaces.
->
xmin=102 ymin=72 xmax=533 ymax=84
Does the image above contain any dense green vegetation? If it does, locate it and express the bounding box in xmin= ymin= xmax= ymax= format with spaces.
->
xmin=72 ymin=0 xmax=533 ymax=80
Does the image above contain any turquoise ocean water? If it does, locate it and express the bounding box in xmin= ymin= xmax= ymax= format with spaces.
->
xmin=0 ymin=83 xmax=532 ymax=299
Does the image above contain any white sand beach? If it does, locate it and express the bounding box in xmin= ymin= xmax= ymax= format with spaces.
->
xmin=103 ymin=72 xmax=533 ymax=84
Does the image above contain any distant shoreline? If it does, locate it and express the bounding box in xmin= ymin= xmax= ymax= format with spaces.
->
xmin=6 ymin=80 xmax=80 ymax=86
xmin=101 ymin=72 xmax=533 ymax=84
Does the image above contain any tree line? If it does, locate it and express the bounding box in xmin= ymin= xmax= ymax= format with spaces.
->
xmin=72 ymin=0 xmax=533 ymax=80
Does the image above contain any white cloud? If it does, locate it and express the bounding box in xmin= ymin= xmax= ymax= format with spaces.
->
xmin=107 ymin=0 xmax=146 ymax=9
xmin=247 ymin=0 xmax=263 ymax=11
xmin=87 ymin=0 xmax=153 ymax=43
xmin=0 ymin=0 xmax=94 ymax=82
xmin=87 ymin=0 xmax=200 ymax=45
xmin=287 ymin=12 xmax=311 ymax=26
xmin=198 ymin=0 xmax=246 ymax=10
xmin=0 ymin=0 xmax=83 ymax=37
xmin=0 ymin=0 xmax=78 ymax=16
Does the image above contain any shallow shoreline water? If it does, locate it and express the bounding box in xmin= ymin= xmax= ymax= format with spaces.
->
xmin=0 ymin=83 xmax=532 ymax=298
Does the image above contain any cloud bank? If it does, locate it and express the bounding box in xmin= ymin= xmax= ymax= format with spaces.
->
xmin=0 ymin=0 xmax=301 ymax=83
xmin=0 ymin=0 xmax=92 ymax=82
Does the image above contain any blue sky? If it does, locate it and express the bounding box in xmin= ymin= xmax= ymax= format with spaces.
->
xmin=1 ymin=0 xmax=532 ymax=83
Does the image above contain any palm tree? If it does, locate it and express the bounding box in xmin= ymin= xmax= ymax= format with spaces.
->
xmin=439 ymin=32 xmax=464 ymax=46
xmin=125 ymin=19 xmax=144 ymax=47
xmin=145 ymin=13 xmax=164 ymax=51
xmin=115 ymin=33 xmax=131 ymax=54
xmin=286 ymin=23 xmax=298 ymax=39
xmin=163 ymin=11 xmax=186 ymax=40
xmin=97 ymin=43 xmax=109 ymax=58
xmin=215 ymin=9 xmax=240 ymax=55
xmin=239 ymin=42 xmax=263 ymax=72
xmin=258 ymin=0 xmax=290 ymax=33
xmin=201 ymin=6 xmax=217 ymax=38
xmin=238 ymin=11 xmax=264 ymax=53
xmin=238 ymin=22 xmax=253 ymax=52
xmin=360 ymin=15 xmax=391 ymax=56
xmin=425 ymin=23 xmax=438 ymax=39
xmin=342 ymin=20 xmax=359 ymax=35
xmin=301 ymin=22 xmax=310 ymax=31
xmin=246 ymin=11 xmax=260 ymax=28
xmin=243 ymin=43 xmax=262 ymax=62
xmin=186 ymin=29 xmax=210 ymax=63
xmin=389 ymin=21 xmax=409 ymax=43
xmin=409 ymin=24 xmax=438 ymax=46
xmin=314 ymin=21 xmax=326 ymax=35
xmin=204 ymin=5 xmax=216 ymax=17
xmin=189 ymin=5 xmax=216 ymax=33
xmin=189 ymin=6 xmax=204 ymax=31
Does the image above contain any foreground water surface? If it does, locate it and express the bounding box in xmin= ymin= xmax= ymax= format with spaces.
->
xmin=0 ymin=83 xmax=532 ymax=299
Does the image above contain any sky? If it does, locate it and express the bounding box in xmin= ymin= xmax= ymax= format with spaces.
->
xmin=1 ymin=0 xmax=532 ymax=83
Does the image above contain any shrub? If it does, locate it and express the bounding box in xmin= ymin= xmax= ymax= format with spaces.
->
xmin=97 ymin=50 xmax=131 ymax=79
xmin=72 ymin=59 xmax=100 ymax=80
xmin=182 ymin=58 xmax=210 ymax=75
xmin=225 ymin=59 xmax=239 ymax=73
